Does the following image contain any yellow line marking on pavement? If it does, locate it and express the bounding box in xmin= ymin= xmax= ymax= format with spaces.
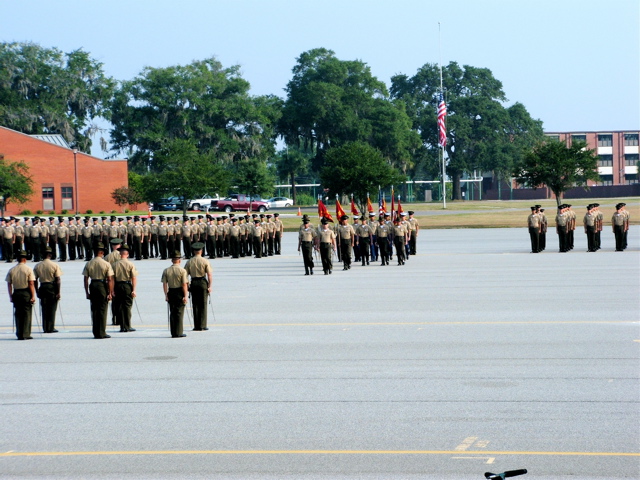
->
xmin=1 ymin=450 xmax=638 ymax=458
xmin=451 ymin=456 xmax=495 ymax=464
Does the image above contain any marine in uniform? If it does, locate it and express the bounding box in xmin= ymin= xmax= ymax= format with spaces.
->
xmin=356 ymin=216 xmax=373 ymax=266
xmin=68 ymin=217 xmax=78 ymax=260
xmin=337 ymin=215 xmax=355 ymax=270
xmin=527 ymin=206 xmax=541 ymax=253
xmin=298 ymin=218 xmax=317 ymax=275
xmin=583 ymin=204 xmax=597 ymax=252
xmin=407 ymin=210 xmax=419 ymax=255
xmin=56 ymin=217 xmax=69 ymax=262
xmin=182 ymin=217 xmax=192 ymax=259
xmin=228 ymin=218 xmax=241 ymax=258
xmin=318 ymin=218 xmax=336 ymax=275
xmin=368 ymin=212 xmax=379 ymax=261
xmin=184 ymin=243 xmax=212 ymax=331
xmin=91 ymin=217 xmax=103 ymax=257
xmin=6 ymin=250 xmax=36 ymax=340
xmin=3 ymin=217 xmax=16 ymax=262
xmin=13 ymin=218 xmax=24 ymax=260
xmin=555 ymin=205 xmax=569 ymax=253
xmin=158 ymin=216 xmax=169 ymax=260
xmin=161 ymin=250 xmax=188 ymax=337
xmin=273 ymin=213 xmax=284 ymax=255
xmin=375 ymin=215 xmax=391 ymax=265
xmin=47 ymin=217 xmax=58 ymax=260
xmin=29 ymin=218 xmax=42 ymax=262
xmin=131 ymin=217 xmax=144 ymax=260
xmin=251 ymin=219 xmax=264 ymax=258
xmin=33 ymin=247 xmax=63 ymax=333
xmin=538 ymin=208 xmax=547 ymax=252
xmin=612 ymin=203 xmax=626 ymax=251
xmin=81 ymin=218 xmax=94 ymax=260
xmin=141 ymin=218 xmax=151 ymax=259
xmin=113 ymin=244 xmax=138 ymax=332
xmin=392 ymin=218 xmax=408 ymax=265
xmin=82 ymin=242 xmax=114 ymax=339
xmin=205 ymin=215 xmax=217 ymax=259
xmin=105 ymin=238 xmax=123 ymax=326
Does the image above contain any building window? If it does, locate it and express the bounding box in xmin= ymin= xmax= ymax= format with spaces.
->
xmin=625 ymin=154 xmax=639 ymax=166
xmin=598 ymin=155 xmax=613 ymax=167
xmin=597 ymin=134 xmax=613 ymax=147
xmin=624 ymin=174 xmax=638 ymax=185
xmin=42 ymin=187 xmax=54 ymax=211
xmin=61 ymin=186 xmax=73 ymax=210
xmin=546 ymin=135 xmax=560 ymax=142
xmin=624 ymin=133 xmax=639 ymax=146
xmin=571 ymin=134 xmax=586 ymax=144
xmin=597 ymin=174 xmax=613 ymax=186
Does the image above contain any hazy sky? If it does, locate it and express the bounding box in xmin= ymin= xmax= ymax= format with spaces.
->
xmin=2 ymin=0 xmax=638 ymax=157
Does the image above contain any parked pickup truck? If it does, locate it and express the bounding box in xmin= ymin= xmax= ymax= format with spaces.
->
xmin=211 ymin=194 xmax=269 ymax=213
xmin=188 ymin=195 xmax=219 ymax=211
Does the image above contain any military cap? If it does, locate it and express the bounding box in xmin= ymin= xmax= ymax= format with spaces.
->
xmin=321 ymin=218 xmax=329 ymax=224
xmin=170 ymin=250 xmax=182 ymax=259
xmin=95 ymin=242 xmax=106 ymax=251
xmin=126 ymin=216 xmax=132 ymax=220
xmin=190 ymin=217 xmax=195 ymax=221
xmin=384 ymin=213 xmax=390 ymax=218
xmin=231 ymin=218 xmax=237 ymax=222
xmin=92 ymin=217 xmax=98 ymax=222
xmin=119 ymin=243 xmax=131 ymax=252
xmin=244 ymin=215 xmax=250 ymax=219
xmin=266 ymin=214 xmax=272 ymax=218
xmin=150 ymin=215 xmax=156 ymax=220
xmin=197 ymin=215 xmax=203 ymax=219
xmin=408 ymin=210 xmax=414 ymax=215
xmin=49 ymin=217 xmax=55 ymax=221
xmin=534 ymin=205 xmax=541 ymax=208
xmin=75 ymin=216 xmax=81 ymax=221
xmin=183 ymin=215 xmax=189 ymax=220
xmin=109 ymin=238 xmax=123 ymax=245
xmin=340 ymin=215 xmax=349 ymax=221
xmin=273 ymin=213 xmax=279 ymax=217
xmin=221 ymin=215 xmax=227 ymax=219
xmin=621 ymin=203 xmax=626 ymax=206
xmin=133 ymin=216 xmax=140 ymax=221
xmin=159 ymin=215 xmax=165 ymax=220
xmin=101 ymin=216 xmax=107 ymax=220
xmin=252 ymin=214 xmax=258 ymax=218
xmin=400 ymin=212 xmax=407 ymax=216
xmin=530 ymin=207 xmax=536 ymax=211
xmin=173 ymin=216 xmax=179 ymax=221
xmin=191 ymin=242 xmax=205 ymax=251
xmin=567 ymin=204 xmax=572 ymax=208
xmin=539 ymin=208 xmax=545 ymax=212
xmin=229 ymin=213 xmax=235 ymax=218
xmin=110 ymin=216 xmax=116 ymax=221
xmin=44 ymin=247 xmax=52 ymax=254
xmin=118 ymin=218 xmax=124 ymax=222
xmin=360 ymin=215 xmax=366 ymax=220
xmin=83 ymin=218 xmax=89 ymax=223
xmin=68 ymin=216 xmax=74 ymax=220
xmin=254 ymin=219 xmax=260 ymax=224
xmin=16 ymin=250 xmax=28 ymax=259
xmin=259 ymin=214 xmax=265 ymax=218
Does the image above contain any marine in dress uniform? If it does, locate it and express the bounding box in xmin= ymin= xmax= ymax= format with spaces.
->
xmin=33 ymin=248 xmax=63 ymax=333
xmin=6 ymin=250 xmax=36 ymax=340
xmin=82 ymin=242 xmax=114 ymax=339
xmin=318 ymin=218 xmax=337 ymax=275
xmin=184 ymin=243 xmax=212 ymax=331
xmin=113 ymin=244 xmax=138 ymax=332
xmin=298 ymin=218 xmax=317 ymax=275
xmin=161 ymin=250 xmax=188 ymax=338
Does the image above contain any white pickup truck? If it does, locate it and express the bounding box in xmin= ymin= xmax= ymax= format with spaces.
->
xmin=188 ymin=195 xmax=219 ymax=211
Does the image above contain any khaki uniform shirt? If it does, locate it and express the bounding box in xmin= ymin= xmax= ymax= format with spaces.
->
xmin=104 ymin=250 xmax=122 ymax=267
xmin=82 ymin=257 xmax=114 ymax=281
xmin=114 ymin=258 xmax=138 ymax=282
xmin=583 ymin=213 xmax=596 ymax=227
xmin=34 ymin=259 xmax=63 ymax=283
xmin=57 ymin=224 xmax=69 ymax=239
xmin=251 ymin=225 xmax=263 ymax=238
xmin=108 ymin=225 xmax=120 ymax=239
xmin=527 ymin=213 xmax=540 ymax=229
xmin=356 ymin=224 xmax=373 ymax=238
xmin=30 ymin=225 xmax=42 ymax=238
xmin=132 ymin=225 xmax=143 ymax=238
xmin=161 ymin=264 xmax=188 ymax=288
xmin=68 ymin=224 xmax=78 ymax=239
xmin=376 ymin=223 xmax=390 ymax=238
xmin=82 ymin=225 xmax=93 ymax=238
xmin=299 ymin=227 xmax=317 ymax=242
xmin=6 ymin=263 xmax=35 ymax=289
xmin=612 ymin=212 xmax=625 ymax=226
xmin=3 ymin=225 xmax=15 ymax=239
xmin=319 ymin=228 xmax=336 ymax=243
xmin=337 ymin=224 xmax=355 ymax=240
xmin=184 ymin=255 xmax=212 ymax=279
xmin=393 ymin=224 xmax=407 ymax=237
xmin=229 ymin=225 xmax=241 ymax=237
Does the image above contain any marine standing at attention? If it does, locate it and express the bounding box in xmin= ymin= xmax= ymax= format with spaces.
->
xmin=82 ymin=242 xmax=114 ymax=339
xmin=6 ymin=250 xmax=36 ymax=340
xmin=162 ymin=250 xmax=189 ymax=338
xmin=113 ymin=244 xmax=138 ymax=332
xmin=318 ymin=218 xmax=336 ymax=275
xmin=184 ymin=243 xmax=212 ymax=331
xmin=298 ymin=218 xmax=317 ymax=275
xmin=33 ymin=247 xmax=63 ymax=333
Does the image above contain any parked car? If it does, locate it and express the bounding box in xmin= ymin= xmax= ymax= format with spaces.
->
xmin=153 ymin=198 xmax=178 ymax=211
xmin=265 ymin=196 xmax=294 ymax=208
xmin=211 ymin=194 xmax=269 ymax=213
xmin=188 ymin=194 xmax=220 ymax=211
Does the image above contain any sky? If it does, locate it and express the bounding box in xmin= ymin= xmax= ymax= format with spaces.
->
xmin=1 ymin=0 xmax=639 ymax=158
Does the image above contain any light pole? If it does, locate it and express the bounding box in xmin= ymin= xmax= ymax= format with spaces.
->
xmin=73 ymin=148 xmax=79 ymax=214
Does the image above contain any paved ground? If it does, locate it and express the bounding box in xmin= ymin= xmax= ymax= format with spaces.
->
xmin=0 ymin=228 xmax=638 ymax=479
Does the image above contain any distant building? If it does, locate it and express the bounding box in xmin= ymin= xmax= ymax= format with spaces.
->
xmin=544 ymin=130 xmax=639 ymax=186
xmin=0 ymin=126 xmax=128 ymax=215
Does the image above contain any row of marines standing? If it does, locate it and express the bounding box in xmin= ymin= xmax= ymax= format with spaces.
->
xmin=298 ymin=211 xmax=419 ymax=275
xmin=0 ymin=212 xmax=285 ymax=263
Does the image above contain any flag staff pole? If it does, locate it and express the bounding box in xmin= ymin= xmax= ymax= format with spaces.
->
xmin=439 ymin=21 xmax=447 ymax=209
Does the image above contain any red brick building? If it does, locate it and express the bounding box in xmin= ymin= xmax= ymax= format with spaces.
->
xmin=0 ymin=126 xmax=128 ymax=215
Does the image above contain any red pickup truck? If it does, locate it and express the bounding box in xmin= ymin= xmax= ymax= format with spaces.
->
xmin=210 ymin=194 xmax=270 ymax=213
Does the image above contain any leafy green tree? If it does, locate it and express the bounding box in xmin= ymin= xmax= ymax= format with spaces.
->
xmin=320 ymin=142 xmax=405 ymax=213
xmin=0 ymin=156 xmax=34 ymax=216
xmin=110 ymin=57 xmax=281 ymax=173
xmin=233 ymin=159 xmax=275 ymax=203
xmin=145 ymin=139 xmax=231 ymax=214
xmin=110 ymin=186 xmax=143 ymax=211
xmin=391 ymin=62 xmax=543 ymax=199
xmin=0 ymin=42 xmax=115 ymax=152
xmin=275 ymin=146 xmax=311 ymax=205
xmin=278 ymin=48 xmax=419 ymax=172
xmin=513 ymin=140 xmax=600 ymax=205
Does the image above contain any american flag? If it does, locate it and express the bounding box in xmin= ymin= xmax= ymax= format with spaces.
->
xmin=437 ymin=93 xmax=447 ymax=147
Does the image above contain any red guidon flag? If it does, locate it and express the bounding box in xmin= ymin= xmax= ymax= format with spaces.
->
xmin=367 ymin=196 xmax=374 ymax=213
xmin=317 ymin=200 xmax=334 ymax=222
xmin=336 ymin=199 xmax=347 ymax=220
xmin=397 ymin=197 xmax=404 ymax=217
xmin=350 ymin=197 xmax=359 ymax=216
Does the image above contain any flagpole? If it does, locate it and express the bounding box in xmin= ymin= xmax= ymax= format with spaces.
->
xmin=439 ymin=21 xmax=447 ymax=209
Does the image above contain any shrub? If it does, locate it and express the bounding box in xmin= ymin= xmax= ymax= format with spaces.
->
xmin=19 ymin=210 xmax=32 ymax=216
xmin=124 ymin=209 xmax=129 ymax=213
xmin=295 ymin=193 xmax=316 ymax=206
xmin=111 ymin=210 xmax=117 ymax=214
xmin=99 ymin=211 xmax=105 ymax=214
xmin=48 ymin=210 xmax=55 ymax=215
xmin=61 ymin=209 xmax=68 ymax=214
xmin=86 ymin=210 xmax=93 ymax=214
xmin=36 ymin=210 xmax=43 ymax=215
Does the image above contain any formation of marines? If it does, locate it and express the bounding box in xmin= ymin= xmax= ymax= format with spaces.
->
xmin=297 ymin=210 xmax=419 ymax=275
xmin=526 ymin=203 xmax=631 ymax=253
xmin=0 ymin=212 xmax=285 ymax=263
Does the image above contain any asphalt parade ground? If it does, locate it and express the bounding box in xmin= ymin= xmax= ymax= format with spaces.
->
xmin=0 ymin=228 xmax=638 ymax=479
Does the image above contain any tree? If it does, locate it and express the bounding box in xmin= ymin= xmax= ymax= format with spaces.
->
xmin=111 ymin=186 xmax=143 ymax=211
xmin=146 ymin=139 xmax=231 ymax=214
xmin=391 ymin=62 xmax=543 ymax=199
xmin=233 ymin=159 xmax=275 ymax=204
xmin=513 ymin=140 xmax=600 ymax=205
xmin=275 ymin=146 xmax=311 ymax=205
xmin=0 ymin=156 xmax=34 ymax=216
xmin=110 ymin=57 xmax=281 ymax=173
xmin=320 ymin=142 xmax=405 ymax=213
xmin=278 ymin=48 xmax=419 ymax=173
xmin=0 ymin=42 xmax=115 ymax=152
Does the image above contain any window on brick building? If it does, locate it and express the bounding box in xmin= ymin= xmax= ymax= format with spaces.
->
xmin=597 ymin=134 xmax=613 ymax=147
xmin=42 ymin=187 xmax=54 ymax=211
xmin=624 ymin=133 xmax=639 ymax=146
xmin=61 ymin=186 xmax=73 ymax=211
xmin=545 ymin=135 xmax=560 ymax=142
xmin=597 ymin=155 xmax=613 ymax=167
xmin=597 ymin=174 xmax=613 ymax=186
xmin=625 ymin=154 xmax=639 ymax=166
xmin=624 ymin=174 xmax=638 ymax=185
xmin=571 ymin=134 xmax=586 ymax=144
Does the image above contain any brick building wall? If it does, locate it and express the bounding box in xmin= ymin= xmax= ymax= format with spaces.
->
xmin=0 ymin=127 xmax=128 ymax=215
